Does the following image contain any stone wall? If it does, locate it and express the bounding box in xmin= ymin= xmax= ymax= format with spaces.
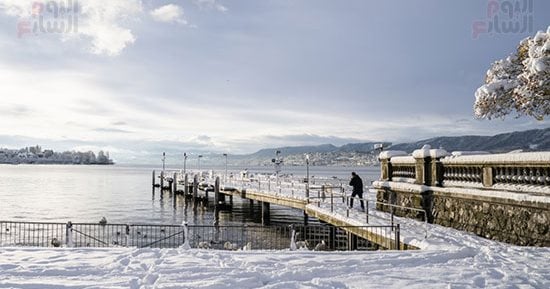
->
xmin=376 ymin=186 xmax=550 ymax=247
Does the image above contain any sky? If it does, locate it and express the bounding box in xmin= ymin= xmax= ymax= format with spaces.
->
xmin=0 ymin=0 xmax=548 ymax=163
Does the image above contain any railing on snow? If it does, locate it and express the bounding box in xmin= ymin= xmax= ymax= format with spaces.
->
xmin=0 ymin=221 xmax=400 ymax=250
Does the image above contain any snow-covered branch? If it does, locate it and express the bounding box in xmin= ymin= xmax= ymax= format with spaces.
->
xmin=474 ymin=26 xmax=549 ymax=120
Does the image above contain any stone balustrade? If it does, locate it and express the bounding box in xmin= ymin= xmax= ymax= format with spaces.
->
xmin=375 ymin=147 xmax=550 ymax=246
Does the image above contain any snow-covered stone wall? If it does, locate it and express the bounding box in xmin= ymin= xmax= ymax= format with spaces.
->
xmin=374 ymin=150 xmax=550 ymax=247
xmin=375 ymin=181 xmax=549 ymax=246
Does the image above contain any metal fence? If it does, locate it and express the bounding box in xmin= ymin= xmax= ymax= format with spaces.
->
xmin=0 ymin=221 xmax=399 ymax=251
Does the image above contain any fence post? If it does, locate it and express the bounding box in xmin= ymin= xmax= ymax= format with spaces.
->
xmin=330 ymin=190 xmax=334 ymax=212
xmin=65 ymin=221 xmax=73 ymax=247
xmin=366 ymin=200 xmax=369 ymax=224
xmin=395 ymin=223 xmax=400 ymax=250
xmin=391 ymin=209 xmax=394 ymax=230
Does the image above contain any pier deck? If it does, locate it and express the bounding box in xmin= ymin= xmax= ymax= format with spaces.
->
xmin=153 ymin=171 xmax=417 ymax=250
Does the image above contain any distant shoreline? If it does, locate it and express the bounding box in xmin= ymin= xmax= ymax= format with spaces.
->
xmin=0 ymin=161 xmax=115 ymax=165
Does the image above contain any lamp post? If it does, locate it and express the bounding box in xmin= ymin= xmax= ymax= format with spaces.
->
xmin=162 ymin=152 xmax=166 ymax=173
xmin=198 ymin=155 xmax=203 ymax=171
xmin=183 ymin=152 xmax=187 ymax=174
xmin=223 ymin=153 xmax=228 ymax=185
xmin=271 ymin=150 xmax=282 ymax=187
xmin=305 ymin=154 xmax=310 ymax=200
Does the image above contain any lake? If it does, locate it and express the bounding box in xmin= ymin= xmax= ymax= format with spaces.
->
xmin=0 ymin=164 xmax=380 ymax=226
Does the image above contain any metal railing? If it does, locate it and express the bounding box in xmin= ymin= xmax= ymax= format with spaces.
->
xmin=304 ymin=186 xmax=428 ymax=239
xmin=0 ymin=221 xmax=400 ymax=250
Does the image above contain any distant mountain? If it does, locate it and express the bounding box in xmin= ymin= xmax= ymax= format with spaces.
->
xmin=250 ymin=144 xmax=338 ymax=158
xmin=234 ymin=128 xmax=549 ymax=166
xmin=388 ymin=127 xmax=550 ymax=153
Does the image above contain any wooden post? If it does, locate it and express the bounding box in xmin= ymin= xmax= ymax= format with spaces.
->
xmin=173 ymin=172 xmax=177 ymax=207
xmin=160 ymin=171 xmax=164 ymax=190
xmin=261 ymin=202 xmax=270 ymax=225
xmin=349 ymin=233 xmax=358 ymax=250
xmin=184 ymin=174 xmax=189 ymax=195
xmin=328 ymin=226 xmax=335 ymax=250
xmin=173 ymin=172 xmax=178 ymax=193
xmin=152 ymin=170 xmax=156 ymax=187
xmin=214 ymin=176 xmax=220 ymax=207
xmin=193 ymin=174 xmax=198 ymax=202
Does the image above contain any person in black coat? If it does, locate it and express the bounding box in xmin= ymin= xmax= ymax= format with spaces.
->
xmin=349 ymin=172 xmax=365 ymax=210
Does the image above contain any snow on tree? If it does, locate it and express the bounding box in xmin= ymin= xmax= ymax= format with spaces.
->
xmin=474 ymin=26 xmax=550 ymax=120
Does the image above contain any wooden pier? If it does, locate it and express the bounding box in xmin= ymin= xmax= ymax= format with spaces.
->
xmin=152 ymin=171 xmax=414 ymax=250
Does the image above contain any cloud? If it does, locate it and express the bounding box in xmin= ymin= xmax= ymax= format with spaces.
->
xmin=193 ymin=0 xmax=227 ymax=12
xmin=0 ymin=0 xmax=142 ymax=56
xmin=93 ymin=128 xmax=133 ymax=134
xmin=0 ymin=104 xmax=31 ymax=117
xmin=150 ymin=4 xmax=187 ymax=25
xmin=76 ymin=0 xmax=142 ymax=56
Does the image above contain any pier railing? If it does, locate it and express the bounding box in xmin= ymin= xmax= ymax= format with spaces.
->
xmin=379 ymin=150 xmax=550 ymax=194
xmin=0 ymin=221 xmax=399 ymax=250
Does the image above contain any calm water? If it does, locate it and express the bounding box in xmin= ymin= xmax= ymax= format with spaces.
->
xmin=0 ymin=164 xmax=380 ymax=225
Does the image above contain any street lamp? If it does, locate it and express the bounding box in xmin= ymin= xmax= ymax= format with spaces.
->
xmin=223 ymin=153 xmax=228 ymax=185
xmin=271 ymin=150 xmax=283 ymax=187
xmin=305 ymin=154 xmax=310 ymax=200
xmin=183 ymin=152 xmax=188 ymax=174
xmin=198 ymin=155 xmax=203 ymax=171
xmin=162 ymin=152 xmax=166 ymax=173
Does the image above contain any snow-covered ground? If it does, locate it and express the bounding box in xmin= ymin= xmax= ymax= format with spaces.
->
xmin=1 ymin=191 xmax=549 ymax=288
xmin=1 ymin=235 xmax=548 ymax=289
